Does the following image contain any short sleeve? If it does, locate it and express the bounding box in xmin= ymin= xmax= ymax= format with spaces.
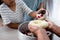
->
xmin=18 ymin=0 xmax=33 ymax=15
xmin=0 ymin=4 xmax=11 ymax=25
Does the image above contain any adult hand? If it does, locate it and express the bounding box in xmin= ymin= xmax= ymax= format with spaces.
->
xmin=28 ymin=23 xmax=40 ymax=34
xmin=28 ymin=24 xmax=50 ymax=40
xmin=45 ymin=19 xmax=55 ymax=29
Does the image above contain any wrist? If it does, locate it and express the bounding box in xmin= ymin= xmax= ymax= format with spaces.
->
xmin=34 ymin=29 xmax=41 ymax=36
xmin=47 ymin=24 xmax=55 ymax=30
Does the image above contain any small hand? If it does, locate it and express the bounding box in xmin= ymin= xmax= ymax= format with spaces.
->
xmin=37 ymin=8 xmax=46 ymax=14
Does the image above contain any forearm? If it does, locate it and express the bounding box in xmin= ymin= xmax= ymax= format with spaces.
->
xmin=35 ymin=29 xmax=50 ymax=40
xmin=48 ymin=25 xmax=60 ymax=37
xmin=7 ymin=22 xmax=20 ymax=29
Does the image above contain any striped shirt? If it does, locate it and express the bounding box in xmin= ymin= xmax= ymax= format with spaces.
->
xmin=0 ymin=0 xmax=33 ymax=25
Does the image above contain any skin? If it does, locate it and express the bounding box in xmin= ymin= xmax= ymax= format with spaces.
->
xmin=2 ymin=0 xmax=18 ymax=29
xmin=2 ymin=0 xmax=45 ymax=29
xmin=46 ymin=19 xmax=60 ymax=37
xmin=28 ymin=19 xmax=60 ymax=40
xmin=28 ymin=25 xmax=50 ymax=40
xmin=2 ymin=0 xmax=60 ymax=39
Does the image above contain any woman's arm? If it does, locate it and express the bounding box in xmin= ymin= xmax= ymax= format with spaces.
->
xmin=47 ymin=20 xmax=60 ymax=37
xmin=7 ymin=22 xmax=20 ymax=29
xmin=28 ymin=24 xmax=50 ymax=40
xmin=48 ymin=24 xmax=60 ymax=37
xmin=20 ymin=0 xmax=46 ymax=18
xmin=29 ymin=2 xmax=45 ymax=18
xmin=35 ymin=29 xmax=50 ymax=40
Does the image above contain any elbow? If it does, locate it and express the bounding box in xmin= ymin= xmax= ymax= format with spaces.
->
xmin=7 ymin=23 xmax=19 ymax=29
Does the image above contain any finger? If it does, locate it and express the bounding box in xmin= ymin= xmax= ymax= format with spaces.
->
xmin=45 ymin=19 xmax=51 ymax=22
xmin=45 ymin=10 xmax=49 ymax=17
xmin=37 ymin=8 xmax=46 ymax=13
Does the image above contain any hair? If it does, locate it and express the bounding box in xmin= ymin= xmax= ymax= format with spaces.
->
xmin=0 ymin=0 xmax=3 ymax=5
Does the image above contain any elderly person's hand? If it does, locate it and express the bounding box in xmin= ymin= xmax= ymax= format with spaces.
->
xmin=28 ymin=20 xmax=48 ymax=31
xmin=28 ymin=23 xmax=40 ymax=34
xmin=28 ymin=24 xmax=50 ymax=40
xmin=28 ymin=20 xmax=48 ymax=34
xmin=45 ymin=19 xmax=55 ymax=29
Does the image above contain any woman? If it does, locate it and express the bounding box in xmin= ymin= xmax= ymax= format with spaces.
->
xmin=0 ymin=0 xmax=45 ymax=29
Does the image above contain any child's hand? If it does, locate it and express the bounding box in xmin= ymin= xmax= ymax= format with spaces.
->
xmin=36 ymin=13 xmax=45 ymax=20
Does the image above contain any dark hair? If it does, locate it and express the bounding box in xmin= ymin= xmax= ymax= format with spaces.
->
xmin=0 ymin=0 xmax=3 ymax=5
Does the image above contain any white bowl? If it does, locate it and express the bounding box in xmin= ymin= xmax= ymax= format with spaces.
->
xmin=18 ymin=21 xmax=36 ymax=40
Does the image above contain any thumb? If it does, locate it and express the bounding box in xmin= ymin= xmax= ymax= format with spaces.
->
xmin=45 ymin=19 xmax=49 ymax=22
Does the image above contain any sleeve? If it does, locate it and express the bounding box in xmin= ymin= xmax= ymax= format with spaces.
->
xmin=0 ymin=7 xmax=11 ymax=25
xmin=19 ymin=0 xmax=33 ymax=15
